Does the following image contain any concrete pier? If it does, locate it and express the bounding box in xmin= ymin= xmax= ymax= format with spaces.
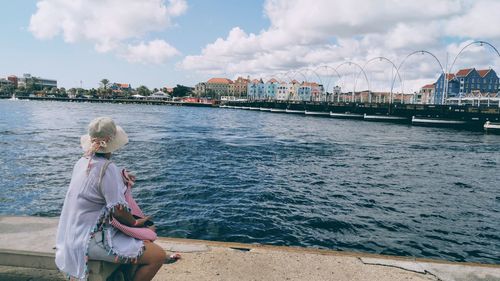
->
xmin=0 ymin=216 xmax=499 ymax=281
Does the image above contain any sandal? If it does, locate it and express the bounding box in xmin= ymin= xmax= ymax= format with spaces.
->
xmin=165 ymin=253 xmax=181 ymax=264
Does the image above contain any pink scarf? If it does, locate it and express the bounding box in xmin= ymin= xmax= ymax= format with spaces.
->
xmin=109 ymin=170 xmax=157 ymax=241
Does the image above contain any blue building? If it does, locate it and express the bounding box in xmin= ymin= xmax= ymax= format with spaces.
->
xmin=264 ymin=79 xmax=278 ymax=100
xmin=434 ymin=68 xmax=499 ymax=104
xmin=247 ymin=79 xmax=265 ymax=100
xmin=297 ymin=83 xmax=312 ymax=101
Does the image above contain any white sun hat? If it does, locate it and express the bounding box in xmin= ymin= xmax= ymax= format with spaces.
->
xmin=80 ymin=117 xmax=129 ymax=154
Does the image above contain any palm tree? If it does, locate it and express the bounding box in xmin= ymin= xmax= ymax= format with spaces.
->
xmin=99 ymin=79 xmax=110 ymax=99
xmin=100 ymin=79 xmax=110 ymax=90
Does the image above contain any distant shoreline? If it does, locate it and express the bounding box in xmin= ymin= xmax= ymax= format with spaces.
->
xmin=0 ymin=96 xmax=216 ymax=107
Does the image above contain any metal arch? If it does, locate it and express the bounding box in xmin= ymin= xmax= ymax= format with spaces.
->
xmin=282 ymin=70 xmax=307 ymax=101
xmin=314 ymin=65 xmax=342 ymax=91
xmin=335 ymin=61 xmax=370 ymax=102
xmin=449 ymin=40 xmax=500 ymax=75
xmin=446 ymin=41 xmax=500 ymax=105
xmin=292 ymin=69 xmax=313 ymax=101
xmin=292 ymin=69 xmax=309 ymax=83
xmin=301 ymin=68 xmax=324 ymax=86
xmin=302 ymin=67 xmax=328 ymax=101
xmin=363 ymin=56 xmax=403 ymax=104
xmin=281 ymin=70 xmax=297 ymax=84
xmin=391 ymin=50 xmax=445 ymax=104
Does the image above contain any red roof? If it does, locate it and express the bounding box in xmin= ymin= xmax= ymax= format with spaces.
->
xmin=234 ymin=77 xmax=250 ymax=83
xmin=207 ymin=78 xmax=233 ymax=84
xmin=301 ymin=82 xmax=319 ymax=87
xmin=267 ymin=78 xmax=278 ymax=83
xmin=445 ymin=73 xmax=455 ymax=81
xmin=455 ymin=68 xmax=473 ymax=77
xmin=422 ymin=83 xmax=435 ymax=89
xmin=477 ymin=69 xmax=491 ymax=77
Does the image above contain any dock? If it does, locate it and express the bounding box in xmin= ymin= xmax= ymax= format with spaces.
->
xmin=0 ymin=216 xmax=499 ymax=281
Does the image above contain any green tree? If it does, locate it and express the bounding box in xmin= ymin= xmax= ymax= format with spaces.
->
xmin=26 ymin=77 xmax=40 ymax=93
xmin=0 ymin=84 xmax=15 ymax=96
xmin=89 ymin=88 xmax=98 ymax=98
xmin=68 ymin=88 xmax=77 ymax=98
xmin=16 ymin=86 xmax=27 ymax=96
xmin=58 ymin=87 xmax=68 ymax=98
xmin=172 ymin=84 xmax=193 ymax=97
xmin=136 ymin=85 xmax=151 ymax=96
xmin=99 ymin=79 xmax=111 ymax=99
xmin=100 ymin=79 xmax=110 ymax=89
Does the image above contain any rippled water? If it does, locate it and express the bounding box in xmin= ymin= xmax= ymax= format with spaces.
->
xmin=0 ymin=100 xmax=499 ymax=264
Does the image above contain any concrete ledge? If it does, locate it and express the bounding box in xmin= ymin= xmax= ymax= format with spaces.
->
xmin=0 ymin=248 xmax=56 ymax=270
xmin=1 ymin=216 xmax=499 ymax=281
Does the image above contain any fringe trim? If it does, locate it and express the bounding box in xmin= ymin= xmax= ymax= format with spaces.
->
xmin=60 ymin=201 xmax=133 ymax=281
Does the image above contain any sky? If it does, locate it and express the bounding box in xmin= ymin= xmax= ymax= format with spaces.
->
xmin=1 ymin=0 xmax=500 ymax=93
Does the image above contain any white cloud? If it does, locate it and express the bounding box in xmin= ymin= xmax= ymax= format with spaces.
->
xmin=180 ymin=0 xmax=500 ymax=92
xmin=122 ymin=40 xmax=180 ymax=64
xmin=445 ymin=0 xmax=500 ymax=39
xmin=29 ymin=0 xmax=187 ymax=62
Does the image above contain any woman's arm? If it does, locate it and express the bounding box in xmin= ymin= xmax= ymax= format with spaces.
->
xmin=112 ymin=206 xmax=151 ymax=227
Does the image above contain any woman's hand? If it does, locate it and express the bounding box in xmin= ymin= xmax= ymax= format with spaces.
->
xmin=128 ymin=173 xmax=136 ymax=183
xmin=135 ymin=216 xmax=152 ymax=227
xmin=147 ymin=225 xmax=157 ymax=232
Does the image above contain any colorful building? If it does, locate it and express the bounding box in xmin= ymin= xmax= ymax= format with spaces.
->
xmin=417 ymin=83 xmax=435 ymax=104
xmin=247 ymin=79 xmax=265 ymax=100
xmin=276 ymin=81 xmax=289 ymax=100
xmin=194 ymin=82 xmax=207 ymax=96
xmin=206 ymin=78 xmax=233 ymax=96
xmin=265 ymin=78 xmax=279 ymax=100
xmin=434 ymin=68 xmax=499 ymax=104
xmin=17 ymin=73 xmax=57 ymax=89
xmin=232 ymin=77 xmax=250 ymax=97
xmin=298 ymin=82 xmax=324 ymax=101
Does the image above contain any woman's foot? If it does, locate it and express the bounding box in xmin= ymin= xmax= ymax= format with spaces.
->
xmin=165 ymin=253 xmax=181 ymax=264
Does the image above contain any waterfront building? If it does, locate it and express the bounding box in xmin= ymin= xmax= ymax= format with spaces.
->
xmin=446 ymin=91 xmax=500 ymax=107
xmin=233 ymin=77 xmax=250 ymax=97
xmin=287 ymin=80 xmax=301 ymax=101
xmin=276 ymin=81 xmax=289 ymax=100
xmin=417 ymin=84 xmax=435 ymax=104
xmin=326 ymin=86 xmax=342 ymax=102
xmin=17 ymin=73 xmax=57 ymax=89
xmin=206 ymin=78 xmax=233 ymax=97
xmin=7 ymin=75 xmax=18 ymax=87
xmin=0 ymin=78 xmax=13 ymax=87
xmin=110 ymin=83 xmax=132 ymax=91
xmin=297 ymin=82 xmax=324 ymax=101
xmin=434 ymin=68 xmax=499 ymax=104
xmin=247 ymin=79 xmax=265 ymax=100
xmin=265 ymin=79 xmax=279 ymax=100
xmin=110 ymin=83 xmax=132 ymax=97
xmin=194 ymin=82 xmax=207 ymax=96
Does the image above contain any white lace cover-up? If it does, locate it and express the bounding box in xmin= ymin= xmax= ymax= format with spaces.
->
xmin=55 ymin=156 xmax=144 ymax=280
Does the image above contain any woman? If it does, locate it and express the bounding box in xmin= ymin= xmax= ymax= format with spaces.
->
xmin=55 ymin=116 xmax=175 ymax=281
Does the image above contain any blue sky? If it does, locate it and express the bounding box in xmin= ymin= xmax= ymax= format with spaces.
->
xmin=1 ymin=0 xmax=500 ymax=92
xmin=0 ymin=0 xmax=268 ymax=89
